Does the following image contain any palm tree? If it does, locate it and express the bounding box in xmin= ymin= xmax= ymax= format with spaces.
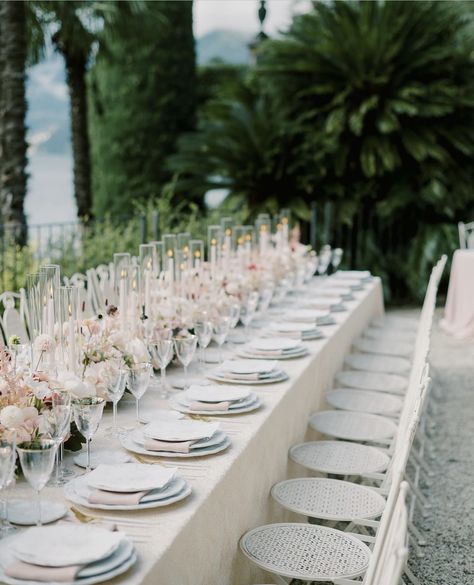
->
xmin=0 ymin=0 xmax=28 ymax=245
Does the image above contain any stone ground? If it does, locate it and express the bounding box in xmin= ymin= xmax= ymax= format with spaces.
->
xmin=408 ymin=311 xmax=474 ymax=585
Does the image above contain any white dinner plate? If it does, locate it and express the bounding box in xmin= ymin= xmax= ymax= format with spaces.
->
xmin=0 ymin=534 xmax=136 ymax=585
xmin=171 ymin=396 xmax=261 ymax=415
xmin=207 ymin=370 xmax=288 ymax=385
xmin=216 ymin=359 xmax=278 ymax=375
xmin=176 ymin=392 xmax=257 ymax=410
xmin=184 ymin=384 xmax=250 ymax=403
xmin=86 ymin=463 xmax=177 ymax=493
xmin=121 ymin=432 xmax=231 ymax=458
xmin=74 ymin=450 xmax=132 ymax=470
xmin=11 ymin=525 xmax=123 ymax=567
xmin=131 ymin=428 xmax=225 ymax=451
xmin=6 ymin=500 xmax=67 ymax=526
xmin=65 ymin=475 xmax=190 ymax=511
xmin=236 ymin=347 xmax=308 ymax=361
xmin=247 ymin=338 xmax=301 ymax=351
xmin=142 ymin=419 xmax=220 ymax=442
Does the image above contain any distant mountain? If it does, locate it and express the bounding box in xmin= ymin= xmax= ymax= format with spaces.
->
xmin=197 ymin=29 xmax=251 ymax=65
xmin=26 ymin=30 xmax=250 ymax=156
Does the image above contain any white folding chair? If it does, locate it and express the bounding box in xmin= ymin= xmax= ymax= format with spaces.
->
xmin=458 ymin=220 xmax=474 ymax=248
xmin=0 ymin=291 xmax=29 ymax=343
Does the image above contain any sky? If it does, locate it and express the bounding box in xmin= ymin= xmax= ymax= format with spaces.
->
xmin=194 ymin=0 xmax=312 ymax=37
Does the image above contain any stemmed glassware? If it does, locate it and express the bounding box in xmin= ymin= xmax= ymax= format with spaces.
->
xmin=72 ymin=397 xmax=106 ymax=472
xmin=0 ymin=437 xmax=16 ymax=535
xmin=331 ymin=248 xmax=343 ymax=272
xmin=173 ymin=334 xmax=198 ymax=390
xmin=239 ymin=291 xmax=259 ymax=340
xmin=211 ymin=316 xmax=230 ymax=363
xmin=127 ymin=363 xmax=152 ymax=421
xmin=17 ymin=439 xmax=57 ymax=526
xmin=106 ymin=369 xmax=128 ymax=437
xmin=149 ymin=338 xmax=174 ymax=399
xmin=317 ymin=245 xmax=333 ymax=276
xmin=44 ymin=390 xmax=71 ymax=486
xmin=194 ymin=320 xmax=212 ymax=369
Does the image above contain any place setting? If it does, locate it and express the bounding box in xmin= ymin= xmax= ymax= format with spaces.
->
xmin=64 ymin=462 xmax=191 ymax=511
xmin=171 ymin=384 xmax=261 ymax=415
xmin=265 ymin=321 xmax=324 ymax=341
xmin=120 ymin=418 xmax=231 ymax=458
xmin=0 ymin=524 xmax=137 ymax=585
xmin=282 ymin=308 xmax=336 ymax=326
xmin=236 ymin=337 xmax=308 ymax=360
xmin=207 ymin=358 xmax=288 ymax=385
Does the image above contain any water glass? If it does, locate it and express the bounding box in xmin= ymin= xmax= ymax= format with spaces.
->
xmin=0 ymin=438 xmax=16 ymax=534
xmin=128 ymin=363 xmax=152 ymax=421
xmin=240 ymin=291 xmax=259 ymax=339
xmin=44 ymin=391 xmax=71 ymax=486
xmin=149 ymin=339 xmax=174 ymax=398
xmin=194 ymin=320 xmax=212 ymax=367
xmin=106 ymin=369 xmax=128 ymax=436
xmin=173 ymin=334 xmax=198 ymax=389
xmin=212 ymin=317 xmax=230 ymax=363
xmin=17 ymin=439 xmax=57 ymax=526
xmin=331 ymin=248 xmax=343 ymax=271
xmin=317 ymin=245 xmax=332 ymax=276
xmin=72 ymin=397 xmax=105 ymax=472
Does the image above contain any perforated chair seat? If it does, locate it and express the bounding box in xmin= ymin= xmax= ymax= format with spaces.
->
xmin=353 ymin=337 xmax=412 ymax=358
xmin=240 ymin=523 xmax=371 ymax=582
xmin=363 ymin=327 xmax=415 ymax=344
xmin=335 ymin=371 xmax=407 ymax=394
xmin=309 ymin=411 xmax=397 ymax=442
xmin=326 ymin=388 xmax=403 ymax=416
xmin=271 ymin=478 xmax=386 ymax=522
xmin=290 ymin=441 xmax=390 ymax=476
xmin=344 ymin=352 xmax=410 ymax=375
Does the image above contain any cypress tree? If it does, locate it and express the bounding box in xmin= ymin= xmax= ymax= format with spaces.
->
xmin=89 ymin=0 xmax=197 ymax=217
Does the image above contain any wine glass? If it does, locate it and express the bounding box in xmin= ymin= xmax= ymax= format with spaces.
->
xmin=173 ymin=334 xmax=198 ymax=390
xmin=257 ymin=286 xmax=274 ymax=321
xmin=127 ymin=363 xmax=152 ymax=421
xmin=194 ymin=320 xmax=212 ymax=368
xmin=44 ymin=390 xmax=71 ymax=486
xmin=106 ymin=369 xmax=128 ymax=437
xmin=149 ymin=339 xmax=174 ymax=398
xmin=72 ymin=397 xmax=105 ymax=472
xmin=331 ymin=248 xmax=343 ymax=272
xmin=0 ymin=437 xmax=16 ymax=535
xmin=317 ymin=245 xmax=332 ymax=276
xmin=17 ymin=439 xmax=57 ymax=526
xmin=240 ymin=291 xmax=259 ymax=340
xmin=212 ymin=316 xmax=230 ymax=363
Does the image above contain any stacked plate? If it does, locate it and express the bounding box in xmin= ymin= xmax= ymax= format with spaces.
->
xmin=0 ymin=525 xmax=136 ymax=585
xmin=208 ymin=359 xmax=288 ymax=385
xmin=333 ymin=270 xmax=373 ymax=283
xmin=300 ymin=297 xmax=346 ymax=312
xmin=326 ymin=276 xmax=364 ymax=291
xmin=266 ymin=321 xmax=323 ymax=341
xmin=237 ymin=337 xmax=308 ymax=360
xmin=65 ymin=463 xmax=191 ymax=510
xmin=283 ymin=308 xmax=335 ymax=326
xmin=121 ymin=419 xmax=231 ymax=458
xmin=172 ymin=384 xmax=261 ymax=415
xmin=317 ymin=285 xmax=355 ymax=300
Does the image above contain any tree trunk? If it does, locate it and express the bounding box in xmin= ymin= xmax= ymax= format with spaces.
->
xmin=64 ymin=52 xmax=92 ymax=220
xmin=0 ymin=0 xmax=28 ymax=246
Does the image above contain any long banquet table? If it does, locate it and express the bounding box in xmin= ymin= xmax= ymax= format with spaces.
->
xmin=14 ymin=277 xmax=384 ymax=585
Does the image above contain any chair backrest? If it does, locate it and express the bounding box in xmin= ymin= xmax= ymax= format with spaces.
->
xmin=458 ymin=221 xmax=474 ymax=249
xmin=0 ymin=291 xmax=29 ymax=344
xmin=366 ymin=482 xmax=409 ymax=585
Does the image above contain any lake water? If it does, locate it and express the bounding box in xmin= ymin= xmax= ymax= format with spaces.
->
xmin=26 ymin=153 xmax=76 ymax=225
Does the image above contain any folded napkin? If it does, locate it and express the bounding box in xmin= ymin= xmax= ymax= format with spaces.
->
xmin=6 ymin=561 xmax=82 ymax=583
xmin=143 ymin=437 xmax=197 ymax=453
xmin=189 ymin=400 xmax=230 ymax=411
xmin=88 ymin=488 xmax=150 ymax=506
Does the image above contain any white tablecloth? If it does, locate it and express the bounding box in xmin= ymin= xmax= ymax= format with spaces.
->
xmin=11 ymin=278 xmax=384 ymax=585
xmin=441 ymin=249 xmax=474 ymax=339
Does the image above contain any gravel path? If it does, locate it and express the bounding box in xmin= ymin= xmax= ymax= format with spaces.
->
xmin=408 ymin=313 xmax=474 ymax=584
